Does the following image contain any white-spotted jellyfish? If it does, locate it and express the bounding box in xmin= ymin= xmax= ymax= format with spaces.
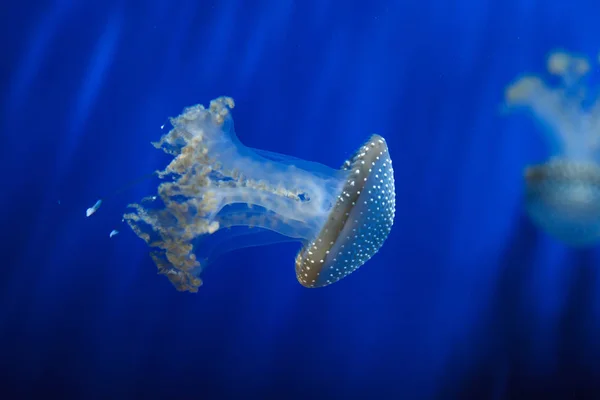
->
xmin=504 ymin=50 xmax=600 ymax=246
xmin=124 ymin=97 xmax=396 ymax=292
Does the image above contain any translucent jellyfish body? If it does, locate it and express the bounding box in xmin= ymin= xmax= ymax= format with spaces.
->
xmin=504 ymin=50 xmax=600 ymax=246
xmin=124 ymin=97 xmax=396 ymax=292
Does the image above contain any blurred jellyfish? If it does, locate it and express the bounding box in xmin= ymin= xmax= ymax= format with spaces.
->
xmin=124 ymin=97 xmax=396 ymax=292
xmin=86 ymin=199 xmax=102 ymax=217
xmin=504 ymin=50 xmax=600 ymax=246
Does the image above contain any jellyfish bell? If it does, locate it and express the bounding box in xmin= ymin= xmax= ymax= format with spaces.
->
xmin=504 ymin=50 xmax=600 ymax=246
xmin=524 ymin=159 xmax=600 ymax=246
xmin=124 ymin=96 xmax=396 ymax=292
xmin=295 ymin=134 xmax=395 ymax=287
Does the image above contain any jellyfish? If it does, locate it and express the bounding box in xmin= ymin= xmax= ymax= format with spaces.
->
xmin=504 ymin=50 xmax=600 ymax=246
xmin=123 ymin=97 xmax=396 ymax=292
xmin=86 ymin=199 xmax=102 ymax=217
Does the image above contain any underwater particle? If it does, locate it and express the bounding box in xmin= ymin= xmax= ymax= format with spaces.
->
xmin=504 ymin=49 xmax=600 ymax=246
xmin=109 ymin=229 xmax=119 ymax=238
xmin=123 ymin=97 xmax=396 ymax=293
xmin=86 ymin=199 xmax=102 ymax=217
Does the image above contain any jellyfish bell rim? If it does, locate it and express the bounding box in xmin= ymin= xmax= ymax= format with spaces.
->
xmin=524 ymin=158 xmax=600 ymax=197
xmin=295 ymin=134 xmax=396 ymax=288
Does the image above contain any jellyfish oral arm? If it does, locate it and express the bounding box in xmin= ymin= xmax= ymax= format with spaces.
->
xmin=505 ymin=52 xmax=600 ymax=162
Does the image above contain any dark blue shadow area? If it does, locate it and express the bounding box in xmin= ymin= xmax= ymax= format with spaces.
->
xmin=1 ymin=0 xmax=600 ymax=399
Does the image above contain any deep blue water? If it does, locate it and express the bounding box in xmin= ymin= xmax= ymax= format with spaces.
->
xmin=2 ymin=0 xmax=600 ymax=399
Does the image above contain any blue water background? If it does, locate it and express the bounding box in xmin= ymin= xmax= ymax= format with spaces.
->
xmin=1 ymin=0 xmax=600 ymax=398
